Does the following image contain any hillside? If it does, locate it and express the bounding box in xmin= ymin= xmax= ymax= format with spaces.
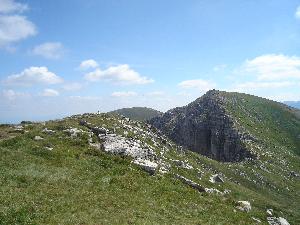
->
xmin=0 ymin=91 xmax=299 ymax=224
xmin=108 ymin=107 xmax=162 ymax=121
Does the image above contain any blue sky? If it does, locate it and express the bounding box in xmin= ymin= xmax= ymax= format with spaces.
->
xmin=1 ymin=0 xmax=300 ymax=123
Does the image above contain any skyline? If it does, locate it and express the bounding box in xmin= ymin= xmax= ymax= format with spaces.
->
xmin=1 ymin=0 xmax=300 ymax=123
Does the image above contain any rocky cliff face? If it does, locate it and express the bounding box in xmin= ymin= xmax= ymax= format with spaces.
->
xmin=150 ymin=90 xmax=253 ymax=162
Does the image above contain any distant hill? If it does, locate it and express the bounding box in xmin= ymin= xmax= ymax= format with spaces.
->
xmin=284 ymin=101 xmax=300 ymax=109
xmin=108 ymin=107 xmax=162 ymax=121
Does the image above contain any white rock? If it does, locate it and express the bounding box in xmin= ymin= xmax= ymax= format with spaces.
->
xmin=267 ymin=217 xmax=290 ymax=225
xmin=133 ymin=159 xmax=158 ymax=174
xmin=209 ymin=174 xmax=224 ymax=183
xmin=205 ymin=188 xmax=222 ymax=194
xmin=252 ymin=217 xmax=261 ymax=223
xmin=45 ymin=147 xmax=53 ymax=151
xmin=277 ymin=217 xmax=290 ymax=225
xmin=267 ymin=209 xmax=273 ymax=216
xmin=64 ymin=127 xmax=82 ymax=138
xmin=236 ymin=201 xmax=251 ymax=212
xmin=34 ymin=136 xmax=44 ymax=141
xmin=42 ymin=128 xmax=55 ymax=134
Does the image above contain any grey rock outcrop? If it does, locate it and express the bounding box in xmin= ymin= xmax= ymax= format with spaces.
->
xmin=150 ymin=90 xmax=254 ymax=162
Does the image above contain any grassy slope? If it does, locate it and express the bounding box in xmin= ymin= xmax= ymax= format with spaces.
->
xmin=108 ymin=107 xmax=162 ymax=121
xmin=0 ymin=116 xmax=254 ymax=225
xmin=0 ymin=91 xmax=300 ymax=224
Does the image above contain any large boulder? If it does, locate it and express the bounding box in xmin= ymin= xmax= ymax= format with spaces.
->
xmin=133 ymin=159 xmax=158 ymax=175
xmin=236 ymin=201 xmax=251 ymax=212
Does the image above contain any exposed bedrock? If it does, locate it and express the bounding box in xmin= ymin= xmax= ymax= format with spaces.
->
xmin=150 ymin=90 xmax=253 ymax=162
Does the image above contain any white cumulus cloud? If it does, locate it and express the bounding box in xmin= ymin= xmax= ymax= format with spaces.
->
xmin=40 ymin=88 xmax=59 ymax=97
xmin=31 ymin=42 xmax=64 ymax=59
xmin=0 ymin=0 xmax=28 ymax=13
xmin=111 ymin=91 xmax=137 ymax=97
xmin=243 ymin=54 xmax=300 ymax=81
xmin=85 ymin=64 xmax=154 ymax=85
xmin=178 ymin=79 xmax=216 ymax=91
xmin=0 ymin=14 xmax=36 ymax=48
xmin=79 ymin=59 xmax=99 ymax=70
xmin=5 ymin=66 xmax=63 ymax=86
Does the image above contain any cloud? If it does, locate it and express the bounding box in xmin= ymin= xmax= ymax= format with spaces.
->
xmin=146 ymin=91 xmax=165 ymax=97
xmin=79 ymin=59 xmax=99 ymax=70
xmin=31 ymin=42 xmax=64 ymax=59
xmin=178 ymin=79 xmax=216 ymax=91
xmin=295 ymin=6 xmax=300 ymax=19
xmin=111 ymin=91 xmax=137 ymax=97
xmin=40 ymin=88 xmax=59 ymax=97
xmin=213 ymin=64 xmax=227 ymax=72
xmin=85 ymin=64 xmax=154 ymax=85
xmin=0 ymin=0 xmax=28 ymax=13
xmin=0 ymin=14 xmax=36 ymax=48
xmin=232 ymin=81 xmax=294 ymax=92
xmin=2 ymin=89 xmax=29 ymax=100
xmin=243 ymin=54 xmax=300 ymax=81
xmin=5 ymin=66 xmax=63 ymax=86
xmin=63 ymin=82 xmax=83 ymax=91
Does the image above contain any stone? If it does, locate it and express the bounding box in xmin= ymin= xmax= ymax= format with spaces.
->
xmin=267 ymin=217 xmax=290 ymax=225
xmin=34 ymin=136 xmax=44 ymax=141
xmin=102 ymin=134 xmax=156 ymax=160
xmin=175 ymin=174 xmax=206 ymax=192
xmin=172 ymin=159 xmax=193 ymax=169
xmin=133 ymin=159 xmax=158 ymax=175
xmin=236 ymin=201 xmax=251 ymax=212
xmin=209 ymin=174 xmax=224 ymax=183
xmin=14 ymin=125 xmax=24 ymax=131
xmin=252 ymin=217 xmax=261 ymax=223
xmin=277 ymin=217 xmax=290 ymax=225
xmin=205 ymin=188 xmax=222 ymax=194
xmin=91 ymin=127 xmax=108 ymax=136
xmin=150 ymin=90 xmax=254 ymax=162
xmin=64 ymin=127 xmax=83 ymax=138
xmin=42 ymin=128 xmax=55 ymax=134
xmin=267 ymin=209 xmax=273 ymax=216
xmin=45 ymin=147 xmax=53 ymax=151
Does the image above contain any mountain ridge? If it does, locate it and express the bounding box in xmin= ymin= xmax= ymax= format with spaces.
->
xmin=0 ymin=90 xmax=299 ymax=224
xmin=108 ymin=107 xmax=162 ymax=121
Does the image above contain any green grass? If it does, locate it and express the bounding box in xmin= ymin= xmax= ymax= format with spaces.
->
xmin=0 ymin=92 xmax=300 ymax=224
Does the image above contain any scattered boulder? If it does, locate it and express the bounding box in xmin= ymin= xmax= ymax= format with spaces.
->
xmin=175 ymin=174 xmax=206 ymax=192
xmin=45 ymin=147 xmax=53 ymax=151
xmin=64 ymin=127 xmax=83 ymax=138
xmin=267 ymin=217 xmax=290 ymax=225
xmin=172 ymin=159 xmax=193 ymax=169
xmin=209 ymin=174 xmax=224 ymax=183
xmin=267 ymin=209 xmax=273 ymax=216
xmin=13 ymin=125 xmax=24 ymax=133
xmin=236 ymin=201 xmax=251 ymax=212
xmin=91 ymin=127 xmax=108 ymax=136
xmin=252 ymin=217 xmax=262 ymax=223
xmin=289 ymin=171 xmax=300 ymax=178
xmin=34 ymin=136 xmax=44 ymax=141
xmin=205 ymin=187 xmax=222 ymax=194
xmin=42 ymin=128 xmax=55 ymax=134
xmin=133 ymin=159 xmax=158 ymax=175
